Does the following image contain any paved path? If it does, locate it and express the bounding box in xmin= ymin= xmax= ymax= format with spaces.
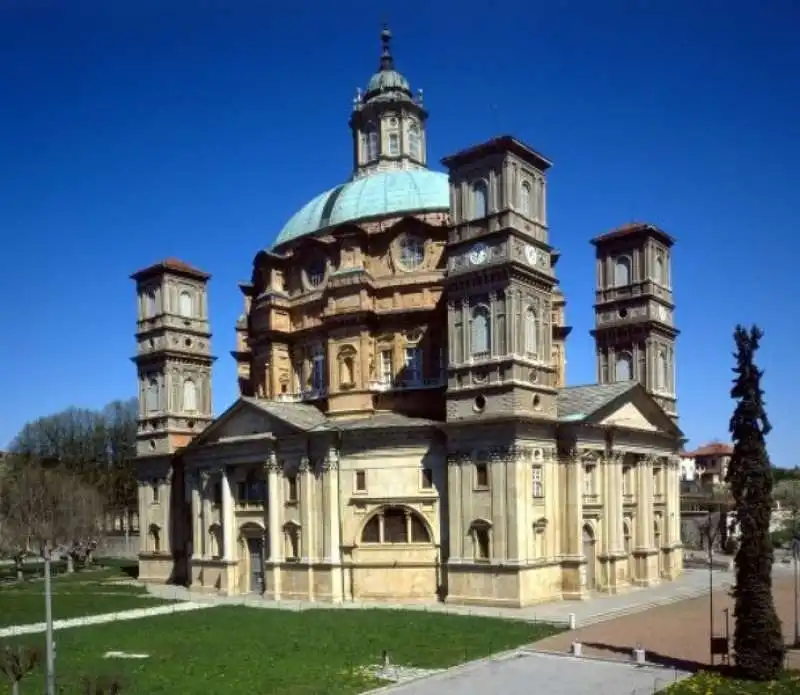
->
xmin=364 ymin=650 xmax=688 ymax=695
xmin=145 ymin=567 xmax=734 ymax=627
xmin=0 ymin=601 xmax=213 ymax=638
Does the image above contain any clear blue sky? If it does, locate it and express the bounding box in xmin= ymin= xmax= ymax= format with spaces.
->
xmin=1 ymin=2 xmax=798 ymax=463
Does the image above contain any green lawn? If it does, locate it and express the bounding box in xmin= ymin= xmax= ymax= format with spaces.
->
xmin=0 ymin=561 xmax=176 ymax=628
xmin=661 ymin=670 xmax=800 ymax=694
xmin=2 ymin=606 xmax=561 ymax=694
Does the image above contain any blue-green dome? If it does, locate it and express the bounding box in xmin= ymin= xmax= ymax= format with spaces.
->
xmin=273 ymin=170 xmax=449 ymax=248
xmin=365 ymin=69 xmax=411 ymax=100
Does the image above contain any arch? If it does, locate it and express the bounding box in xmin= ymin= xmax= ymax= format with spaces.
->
xmin=469 ymin=518 xmax=492 ymax=561
xmin=470 ymin=304 xmax=491 ymax=357
xmin=182 ymin=378 xmax=197 ymax=412
xmin=239 ymin=520 xmax=265 ymax=537
xmin=614 ymin=256 xmax=632 ymax=287
xmin=358 ymin=505 xmax=433 ymax=545
xmin=148 ymin=524 xmax=161 ymax=553
xmin=471 ymin=180 xmax=488 ymax=219
xmin=364 ymin=122 xmax=378 ymax=161
xmin=208 ymin=523 xmax=223 ymax=558
xmin=178 ymin=290 xmax=193 ymax=318
xmin=337 ymin=347 xmax=357 ymax=388
xmin=615 ymin=351 xmax=633 ymax=382
xmin=523 ymin=305 xmax=538 ymax=357
xmin=654 ymin=254 xmax=665 ymax=284
xmin=145 ymin=378 xmax=159 ymax=413
xmin=408 ymin=123 xmax=422 ymax=160
xmin=144 ymin=289 xmax=157 ymax=318
xmin=520 ymin=180 xmax=532 ymax=217
xmin=656 ymin=349 xmax=668 ymax=390
xmin=283 ymin=521 xmax=301 ymax=560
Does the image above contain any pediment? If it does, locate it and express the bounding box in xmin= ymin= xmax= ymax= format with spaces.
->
xmin=598 ymin=401 xmax=659 ymax=432
xmin=589 ymin=384 xmax=682 ymax=438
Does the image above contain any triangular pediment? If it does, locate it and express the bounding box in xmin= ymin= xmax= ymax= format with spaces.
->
xmin=186 ymin=397 xmax=330 ymax=450
xmin=588 ymin=384 xmax=682 ymax=438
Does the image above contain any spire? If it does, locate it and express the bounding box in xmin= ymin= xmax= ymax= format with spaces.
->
xmin=379 ymin=24 xmax=394 ymax=71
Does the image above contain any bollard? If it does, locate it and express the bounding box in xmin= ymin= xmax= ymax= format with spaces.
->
xmin=571 ymin=642 xmax=582 ymax=657
xmin=568 ymin=612 xmax=576 ymax=630
xmin=633 ymin=647 xmax=646 ymax=665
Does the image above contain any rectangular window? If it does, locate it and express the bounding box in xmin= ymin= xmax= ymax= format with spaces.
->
xmin=583 ymin=466 xmax=594 ymax=495
xmin=532 ymin=466 xmax=543 ymax=498
xmin=286 ymin=475 xmax=298 ymax=503
xmin=622 ymin=466 xmax=632 ymax=495
xmin=475 ymin=462 xmax=489 ymax=489
xmin=379 ymin=349 xmax=393 ymax=385
xmin=355 ymin=470 xmax=366 ymax=492
xmin=311 ymin=354 xmax=325 ymax=393
xmin=421 ymin=468 xmax=433 ymax=489
xmin=388 ymin=132 xmax=400 ymax=155
xmin=404 ymin=346 xmax=422 ymax=385
xmin=212 ymin=482 xmax=222 ymax=505
xmin=151 ymin=482 xmax=160 ymax=503
xmin=653 ymin=468 xmax=662 ymax=495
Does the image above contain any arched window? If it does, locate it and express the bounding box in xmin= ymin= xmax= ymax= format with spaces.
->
xmin=520 ymin=181 xmax=532 ymax=217
xmin=359 ymin=506 xmax=432 ymax=545
xmin=470 ymin=305 xmax=491 ymax=358
xmin=471 ymin=181 xmax=488 ymax=219
xmin=657 ymin=350 xmax=668 ymax=390
xmin=654 ymin=255 xmax=665 ymax=285
xmin=145 ymin=378 xmax=159 ymax=413
xmin=615 ymin=352 xmax=633 ymax=382
xmin=209 ymin=524 xmax=223 ymax=558
xmin=144 ymin=290 xmax=157 ymax=318
xmin=409 ymin=123 xmax=422 ymax=160
xmin=284 ymin=522 xmax=301 ymax=561
xmin=398 ymin=235 xmax=424 ymax=270
xmin=524 ymin=306 xmax=538 ymax=358
xmin=183 ymin=379 xmax=197 ymax=412
xmin=614 ymin=256 xmax=632 ymax=287
xmin=178 ymin=290 xmax=193 ymax=318
xmin=470 ymin=520 xmax=491 ymax=561
xmin=533 ymin=519 xmax=547 ymax=558
xmin=338 ymin=349 xmax=356 ymax=388
xmin=364 ymin=123 xmax=378 ymax=161
xmin=149 ymin=524 xmax=161 ymax=553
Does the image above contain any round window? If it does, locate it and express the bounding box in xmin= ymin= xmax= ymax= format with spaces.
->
xmin=473 ymin=395 xmax=487 ymax=413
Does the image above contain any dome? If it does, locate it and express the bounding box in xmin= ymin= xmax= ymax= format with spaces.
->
xmin=273 ymin=169 xmax=449 ymax=248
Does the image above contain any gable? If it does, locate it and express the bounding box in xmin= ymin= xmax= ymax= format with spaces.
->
xmin=188 ymin=399 xmax=303 ymax=450
xmin=598 ymin=401 xmax=658 ymax=432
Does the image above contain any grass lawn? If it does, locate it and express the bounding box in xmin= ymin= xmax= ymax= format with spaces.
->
xmin=661 ymin=670 xmax=800 ymax=693
xmin=2 ymin=606 xmax=562 ymax=694
xmin=0 ymin=560 xmax=176 ymax=629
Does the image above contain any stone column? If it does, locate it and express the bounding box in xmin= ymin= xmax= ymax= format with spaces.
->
xmin=446 ymin=455 xmax=463 ymax=561
xmin=505 ymin=447 xmax=527 ymax=563
xmin=323 ymin=448 xmax=342 ymax=565
xmin=611 ymin=453 xmax=625 ymax=553
xmin=602 ymin=454 xmax=614 ymax=554
xmin=299 ymin=456 xmax=313 ymax=562
xmin=137 ymin=481 xmax=148 ymax=554
xmin=190 ymin=472 xmax=202 ymax=559
xmin=565 ymin=449 xmax=583 ymax=557
xmin=266 ymin=453 xmax=282 ymax=600
xmin=161 ymin=472 xmax=172 ymax=553
xmin=636 ymin=456 xmax=654 ymax=549
xmin=490 ymin=447 xmax=507 ymax=561
xmin=220 ymin=466 xmax=234 ymax=561
xmin=200 ymin=471 xmax=211 ymax=558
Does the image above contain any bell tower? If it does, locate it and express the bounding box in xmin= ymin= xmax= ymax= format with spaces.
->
xmin=442 ymin=135 xmax=558 ymax=422
xmin=590 ymin=223 xmax=678 ymax=420
xmin=349 ymin=25 xmax=428 ymax=178
xmin=131 ymin=258 xmax=216 ymax=456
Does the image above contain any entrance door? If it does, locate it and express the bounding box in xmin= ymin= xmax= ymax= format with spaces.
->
xmin=582 ymin=525 xmax=596 ymax=590
xmin=247 ymin=537 xmax=264 ymax=595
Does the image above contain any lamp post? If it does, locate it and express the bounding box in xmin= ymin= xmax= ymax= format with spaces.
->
xmin=708 ymin=511 xmax=715 ymax=665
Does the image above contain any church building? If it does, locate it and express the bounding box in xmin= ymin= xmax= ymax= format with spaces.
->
xmin=132 ymin=28 xmax=683 ymax=607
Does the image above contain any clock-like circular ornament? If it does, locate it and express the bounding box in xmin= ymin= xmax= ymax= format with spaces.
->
xmin=525 ymin=244 xmax=538 ymax=266
xmin=469 ymin=242 xmax=489 ymax=266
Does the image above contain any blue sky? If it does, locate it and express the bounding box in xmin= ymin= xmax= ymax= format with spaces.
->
xmin=1 ymin=2 xmax=798 ymax=463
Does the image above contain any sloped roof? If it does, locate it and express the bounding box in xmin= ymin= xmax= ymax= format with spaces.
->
xmin=241 ymin=397 xmax=332 ymax=431
xmin=684 ymin=442 xmax=733 ymax=458
xmin=556 ymin=382 xmax=638 ymax=422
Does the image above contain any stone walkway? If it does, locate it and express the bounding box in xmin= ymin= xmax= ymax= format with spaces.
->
xmin=144 ymin=567 xmax=734 ymax=627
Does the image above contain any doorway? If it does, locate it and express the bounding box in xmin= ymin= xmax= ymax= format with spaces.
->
xmin=247 ymin=536 xmax=265 ymax=595
xmin=582 ymin=524 xmax=596 ymax=590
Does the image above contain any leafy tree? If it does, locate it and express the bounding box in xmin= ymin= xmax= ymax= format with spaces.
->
xmin=725 ymin=325 xmax=784 ymax=679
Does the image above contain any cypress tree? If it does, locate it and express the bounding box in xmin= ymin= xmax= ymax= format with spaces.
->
xmin=726 ymin=325 xmax=784 ymax=679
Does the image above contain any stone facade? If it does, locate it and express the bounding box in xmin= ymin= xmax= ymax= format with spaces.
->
xmin=132 ymin=27 xmax=684 ymax=607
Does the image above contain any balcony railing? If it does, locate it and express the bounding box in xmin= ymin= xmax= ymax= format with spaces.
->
xmin=275 ymin=389 xmax=326 ymax=403
xmin=368 ymin=376 xmax=445 ymax=393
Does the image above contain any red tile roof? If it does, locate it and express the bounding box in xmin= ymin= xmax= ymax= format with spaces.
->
xmin=684 ymin=442 xmax=734 ymax=458
xmin=130 ymin=258 xmax=210 ymax=281
xmin=591 ymin=221 xmax=675 ymax=247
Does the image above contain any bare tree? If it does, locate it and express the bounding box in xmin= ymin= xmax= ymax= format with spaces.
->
xmin=0 ymin=645 xmax=40 ymax=695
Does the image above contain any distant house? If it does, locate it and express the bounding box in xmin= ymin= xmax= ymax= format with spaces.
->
xmin=681 ymin=442 xmax=733 ymax=492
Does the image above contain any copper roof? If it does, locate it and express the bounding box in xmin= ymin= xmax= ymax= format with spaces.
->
xmin=130 ymin=258 xmax=210 ymax=281
xmin=590 ymin=222 xmax=675 ymax=247
xmin=684 ymin=442 xmax=734 ymax=458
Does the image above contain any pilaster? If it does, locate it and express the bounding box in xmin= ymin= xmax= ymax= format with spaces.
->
xmin=489 ymin=447 xmax=508 ymax=562
xmin=266 ymin=452 xmax=282 ymax=600
xmin=446 ymin=454 xmax=463 ymax=562
xmin=220 ymin=465 xmax=234 ymax=561
xmin=189 ymin=472 xmax=201 ymax=559
xmin=137 ymin=481 xmax=148 ymax=554
xmin=200 ymin=470 xmax=211 ymax=558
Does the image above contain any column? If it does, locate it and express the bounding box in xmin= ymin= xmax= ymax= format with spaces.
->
xmin=636 ymin=456 xmax=654 ymax=549
xmin=447 ymin=455 xmax=463 ymax=561
xmin=612 ymin=454 xmax=625 ymax=553
xmin=324 ymin=447 xmax=342 ymax=565
xmin=506 ymin=448 xmax=528 ymax=563
xmin=220 ymin=465 xmax=234 ymax=561
xmin=566 ymin=449 xmax=583 ymax=556
xmin=190 ymin=472 xmax=202 ymax=559
xmin=200 ymin=471 xmax=211 ymax=557
xmin=161 ymin=471 xmax=172 ymax=553
xmin=299 ymin=456 xmax=313 ymax=562
xmin=665 ymin=456 xmax=679 ymax=545
xmin=137 ymin=482 xmax=148 ymax=554
xmin=490 ymin=448 xmax=507 ymax=561
xmin=602 ymin=454 xmax=614 ymax=554
xmin=266 ymin=452 xmax=282 ymax=600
